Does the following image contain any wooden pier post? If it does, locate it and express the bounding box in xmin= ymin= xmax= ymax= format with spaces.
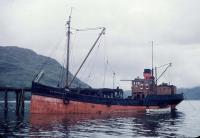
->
xmin=20 ymin=89 xmax=25 ymax=114
xmin=0 ymin=87 xmax=31 ymax=115
xmin=4 ymin=91 xmax=8 ymax=113
xmin=16 ymin=90 xmax=19 ymax=115
xmin=15 ymin=90 xmax=25 ymax=115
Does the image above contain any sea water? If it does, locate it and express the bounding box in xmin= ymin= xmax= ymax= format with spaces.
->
xmin=0 ymin=101 xmax=200 ymax=137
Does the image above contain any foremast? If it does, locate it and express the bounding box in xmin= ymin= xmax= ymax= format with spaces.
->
xmin=65 ymin=13 xmax=105 ymax=88
xmin=65 ymin=14 xmax=71 ymax=88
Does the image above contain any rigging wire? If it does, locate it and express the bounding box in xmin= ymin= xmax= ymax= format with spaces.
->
xmin=34 ymin=37 xmax=65 ymax=81
xmin=84 ymin=42 xmax=101 ymax=84
xmin=56 ymin=26 xmax=106 ymax=88
xmin=179 ymin=89 xmax=200 ymax=124
xmin=71 ymin=27 xmax=119 ymax=89
xmin=179 ymin=88 xmax=197 ymax=111
xmin=69 ymin=26 xmax=104 ymax=78
xmin=156 ymin=63 xmax=171 ymax=84
xmin=102 ymin=34 xmax=120 ymax=88
xmin=69 ymin=28 xmax=105 ymax=86
xmin=168 ymin=64 xmax=172 ymax=85
xmin=103 ymin=59 xmax=108 ymax=88
xmin=69 ymin=30 xmax=78 ymax=70
xmin=79 ymin=36 xmax=102 ymax=85
xmin=157 ymin=63 xmax=170 ymax=68
xmin=57 ymin=41 xmax=67 ymax=87
xmin=60 ymin=59 xmax=67 ymax=87
xmin=71 ymin=27 xmax=103 ymax=32
xmin=102 ymin=35 xmax=106 ymax=87
xmin=185 ymin=95 xmax=197 ymax=111
xmin=102 ymin=34 xmax=110 ymax=88
xmin=34 ymin=19 xmax=104 ymax=86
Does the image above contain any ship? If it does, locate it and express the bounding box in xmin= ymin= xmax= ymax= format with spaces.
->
xmin=30 ymin=14 xmax=183 ymax=114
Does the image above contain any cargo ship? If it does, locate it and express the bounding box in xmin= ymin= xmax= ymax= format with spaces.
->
xmin=30 ymin=14 xmax=183 ymax=114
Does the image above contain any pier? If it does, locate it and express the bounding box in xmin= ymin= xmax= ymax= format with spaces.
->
xmin=0 ymin=87 xmax=31 ymax=115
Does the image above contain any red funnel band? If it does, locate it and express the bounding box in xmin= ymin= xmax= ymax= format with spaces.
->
xmin=144 ymin=73 xmax=151 ymax=79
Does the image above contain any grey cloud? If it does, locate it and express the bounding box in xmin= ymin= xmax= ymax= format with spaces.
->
xmin=1 ymin=0 xmax=200 ymax=89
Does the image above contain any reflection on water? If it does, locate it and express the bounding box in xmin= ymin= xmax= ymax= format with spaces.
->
xmin=0 ymin=101 xmax=200 ymax=137
xmin=29 ymin=111 xmax=184 ymax=137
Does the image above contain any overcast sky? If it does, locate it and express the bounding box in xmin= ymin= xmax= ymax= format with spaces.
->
xmin=1 ymin=0 xmax=200 ymax=89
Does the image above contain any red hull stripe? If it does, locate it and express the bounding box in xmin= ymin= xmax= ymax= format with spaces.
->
xmin=30 ymin=95 xmax=166 ymax=114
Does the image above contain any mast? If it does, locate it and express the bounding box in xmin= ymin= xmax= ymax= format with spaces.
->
xmin=113 ymin=72 xmax=115 ymax=89
xmin=151 ymin=41 xmax=154 ymax=77
xmin=65 ymin=11 xmax=72 ymax=88
xmin=151 ymin=41 xmax=155 ymax=94
xmin=155 ymin=67 xmax=157 ymax=85
xmin=155 ymin=66 xmax=157 ymax=94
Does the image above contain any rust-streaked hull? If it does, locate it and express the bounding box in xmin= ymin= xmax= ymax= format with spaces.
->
xmin=30 ymin=82 xmax=183 ymax=114
xmin=31 ymin=95 xmax=147 ymax=114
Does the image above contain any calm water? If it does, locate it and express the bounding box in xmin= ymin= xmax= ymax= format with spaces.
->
xmin=0 ymin=101 xmax=200 ymax=137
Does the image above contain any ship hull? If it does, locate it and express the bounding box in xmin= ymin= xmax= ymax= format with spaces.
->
xmin=31 ymin=82 xmax=183 ymax=114
xmin=31 ymin=95 xmax=147 ymax=114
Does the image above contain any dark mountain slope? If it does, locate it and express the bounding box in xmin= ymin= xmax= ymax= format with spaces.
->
xmin=0 ymin=46 xmax=89 ymax=88
xmin=177 ymin=87 xmax=200 ymax=100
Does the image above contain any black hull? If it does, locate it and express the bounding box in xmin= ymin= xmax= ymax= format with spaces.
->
xmin=31 ymin=82 xmax=183 ymax=107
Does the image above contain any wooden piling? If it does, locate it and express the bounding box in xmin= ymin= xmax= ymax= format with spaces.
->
xmin=20 ymin=89 xmax=25 ymax=114
xmin=15 ymin=90 xmax=25 ymax=115
xmin=16 ymin=90 xmax=19 ymax=115
xmin=0 ymin=87 xmax=31 ymax=115
xmin=4 ymin=91 xmax=8 ymax=113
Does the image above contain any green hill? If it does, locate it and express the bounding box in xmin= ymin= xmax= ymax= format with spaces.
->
xmin=0 ymin=46 xmax=89 ymax=88
xmin=177 ymin=87 xmax=200 ymax=100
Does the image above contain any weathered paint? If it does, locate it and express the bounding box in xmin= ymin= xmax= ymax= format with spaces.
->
xmin=30 ymin=95 xmax=147 ymax=114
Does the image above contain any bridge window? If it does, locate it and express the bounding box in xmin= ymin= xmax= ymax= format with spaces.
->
xmin=136 ymin=82 xmax=140 ymax=85
xmin=145 ymin=84 xmax=149 ymax=89
xmin=140 ymin=84 xmax=143 ymax=89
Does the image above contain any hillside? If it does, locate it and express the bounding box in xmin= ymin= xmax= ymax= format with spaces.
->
xmin=0 ymin=46 xmax=89 ymax=88
xmin=177 ymin=87 xmax=200 ymax=100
